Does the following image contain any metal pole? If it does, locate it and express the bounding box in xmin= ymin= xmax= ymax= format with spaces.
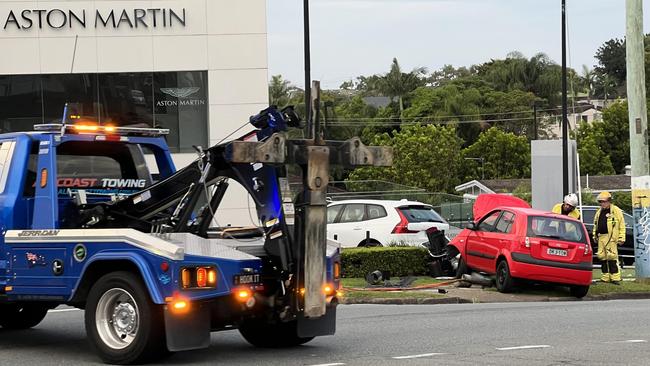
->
xmin=561 ymin=0 xmax=569 ymax=196
xmin=533 ymin=103 xmax=538 ymax=140
xmin=626 ymin=0 xmax=650 ymax=280
xmin=303 ymin=0 xmax=312 ymax=139
xmin=312 ymin=81 xmax=322 ymax=144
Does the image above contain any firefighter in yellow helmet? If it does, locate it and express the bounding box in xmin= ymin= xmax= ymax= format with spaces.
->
xmin=592 ymin=191 xmax=625 ymax=283
xmin=552 ymin=193 xmax=581 ymax=220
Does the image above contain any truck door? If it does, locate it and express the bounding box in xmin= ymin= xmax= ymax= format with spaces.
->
xmin=7 ymin=135 xmax=71 ymax=297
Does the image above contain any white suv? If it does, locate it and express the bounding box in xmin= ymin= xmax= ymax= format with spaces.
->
xmin=327 ymin=199 xmax=450 ymax=248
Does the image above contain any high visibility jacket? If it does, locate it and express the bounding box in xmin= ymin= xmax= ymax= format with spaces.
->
xmin=552 ymin=203 xmax=581 ymax=220
xmin=592 ymin=204 xmax=626 ymax=244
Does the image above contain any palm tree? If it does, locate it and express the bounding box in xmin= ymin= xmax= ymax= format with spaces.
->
xmin=268 ymin=75 xmax=297 ymax=106
xmin=379 ymin=58 xmax=427 ymax=119
xmin=581 ymin=65 xmax=595 ymax=103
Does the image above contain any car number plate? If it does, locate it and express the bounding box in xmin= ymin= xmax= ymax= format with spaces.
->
xmin=234 ymin=274 xmax=260 ymax=285
xmin=547 ymin=248 xmax=568 ymax=257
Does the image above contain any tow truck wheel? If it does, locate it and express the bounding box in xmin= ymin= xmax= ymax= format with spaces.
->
xmin=0 ymin=304 xmax=49 ymax=329
xmin=239 ymin=319 xmax=314 ymax=348
xmin=85 ymin=271 xmax=166 ymax=365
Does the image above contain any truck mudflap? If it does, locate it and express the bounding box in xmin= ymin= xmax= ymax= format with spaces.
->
xmin=164 ymin=302 xmax=211 ymax=352
xmin=297 ymin=300 xmax=337 ymax=338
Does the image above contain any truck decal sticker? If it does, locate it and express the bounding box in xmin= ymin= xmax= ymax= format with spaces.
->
xmin=101 ymin=179 xmax=147 ymax=188
xmin=73 ymin=244 xmax=87 ymax=262
xmin=18 ymin=230 xmax=60 ymax=237
xmin=158 ymin=273 xmax=171 ymax=285
xmin=26 ymin=252 xmax=47 ymax=267
xmin=36 ymin=178 xmax=148 ymax=189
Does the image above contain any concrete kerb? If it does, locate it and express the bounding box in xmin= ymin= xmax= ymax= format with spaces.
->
xmin=339 ymin=291 xmax=650 ymax=305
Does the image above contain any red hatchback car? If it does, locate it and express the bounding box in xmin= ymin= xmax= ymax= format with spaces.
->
xmin=448 ymin=194 xmax=593 ymax=298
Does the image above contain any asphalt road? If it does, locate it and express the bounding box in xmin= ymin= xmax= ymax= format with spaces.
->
xmin=2 ymin=301 xmax=650 ymax=365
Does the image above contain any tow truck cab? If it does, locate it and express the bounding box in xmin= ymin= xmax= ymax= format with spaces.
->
xmin=0 ymin=122 xmax=342 ymax=365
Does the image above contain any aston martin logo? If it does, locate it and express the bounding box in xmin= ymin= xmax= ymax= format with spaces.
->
xmin=160 ymin=87 xmax=200 ymax=98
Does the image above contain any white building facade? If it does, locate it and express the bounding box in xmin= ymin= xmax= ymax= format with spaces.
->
xmin=0 ymin=0 xmax=269 ymax=226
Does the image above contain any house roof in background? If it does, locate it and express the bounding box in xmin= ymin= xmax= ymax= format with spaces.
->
xmin=456 ymin=175 xmax=631 ymax=194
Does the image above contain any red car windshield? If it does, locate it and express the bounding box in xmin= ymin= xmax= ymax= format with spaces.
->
xmin=527 ymin=216 xmax=587 ymax=244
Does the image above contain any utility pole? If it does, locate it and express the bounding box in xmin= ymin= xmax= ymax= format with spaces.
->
xmin=626 ymin=0 xmax=650 ymax=280
xmin=561 ymin=0 xmax=569 ymax=196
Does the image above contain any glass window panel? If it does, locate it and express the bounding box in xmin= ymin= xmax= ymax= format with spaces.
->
xmin=42 ymin=74 xmax=98 ymax=123
xmin=153 ymin=71 xmax=208 ymax=153
xmin=98 ymin=72 xmax=154 ymax=126
xmin=0 ymin=75 xmax=43 ymax=132
xmin=478 ymin=211 xmax=501 ymax=232
xmin=339 ymin=204 xmax=365 ymax=223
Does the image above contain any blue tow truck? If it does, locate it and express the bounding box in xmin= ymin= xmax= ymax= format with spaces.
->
xmin=0 ymin=106 xmax=391 ymax=364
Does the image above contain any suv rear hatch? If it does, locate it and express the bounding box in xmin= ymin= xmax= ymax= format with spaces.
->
xmin=396 ymin=205 xmax=449 ymax=232
xmin=526 ymin=215 xmax=589 ymax=264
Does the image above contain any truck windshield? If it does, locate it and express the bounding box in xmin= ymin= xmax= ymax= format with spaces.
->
xmin=24 ymin=141 xmax=152 ymax=196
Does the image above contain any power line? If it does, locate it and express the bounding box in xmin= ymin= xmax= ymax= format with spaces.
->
xmin=327 ymin=106 xmax=586 ymax=122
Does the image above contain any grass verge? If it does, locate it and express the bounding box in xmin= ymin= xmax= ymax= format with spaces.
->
xmin=341 ymin=277 xmax=444 ymax=289
xmin=341 ymin=290 xmax=445 ymax=300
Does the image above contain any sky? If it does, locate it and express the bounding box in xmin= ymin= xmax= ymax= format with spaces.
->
xmin=267 ymin=0 xmax=650 ymax=89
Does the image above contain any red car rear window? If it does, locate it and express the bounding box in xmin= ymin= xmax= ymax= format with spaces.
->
xmin=527 ymin=216 xmax=587 ymax=244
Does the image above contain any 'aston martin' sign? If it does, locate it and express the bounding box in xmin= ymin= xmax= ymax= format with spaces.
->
xmin=3 ymin=7 xmax=186 ymax=30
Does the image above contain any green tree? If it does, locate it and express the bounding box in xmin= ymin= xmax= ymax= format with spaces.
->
xmin=347 ymin=124 xmax=464 ymax=193
xmin=476 ymin=52 xmax=563 ymax=107
xmin=599 ymin=101 xmax=630 ymax=174
xmin=379 ymin=58 xmax=428 ymax=119
xmin=577 ymin=134 xmax=615 ymax=175
xmin=592 ymin=35 xmax=650 ymax=99
xmin=581 ymin=65 xmax=595 ymax=103
xmin=326 ymin=95 xmax=378 ymax=140
xmin=268 ymin=75 xmax=298 ymax=107
xmin=461 ymin=127 xmax=531 ymax=180
xmin=574 ymin=101 xmax=629 ymax=175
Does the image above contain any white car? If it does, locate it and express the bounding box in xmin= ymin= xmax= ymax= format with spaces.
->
xmin=327 ymin=199 xmax=450 ymax=247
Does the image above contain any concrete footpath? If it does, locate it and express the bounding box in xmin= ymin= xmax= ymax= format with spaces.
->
xmin=341 ymin=284 xmax=650 ymax=305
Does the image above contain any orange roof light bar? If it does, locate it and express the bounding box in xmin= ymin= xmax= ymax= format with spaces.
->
xmin=33 ymin=123 xmax=169 ymax=137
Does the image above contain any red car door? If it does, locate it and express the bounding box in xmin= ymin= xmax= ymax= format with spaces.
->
xmin=486 ymin=211 xmax=517 ymax=271
xmin=466 ymin=210 xmax=502 ymax=273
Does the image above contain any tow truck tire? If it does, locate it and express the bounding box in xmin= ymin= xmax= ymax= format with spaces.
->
xmin=85 ymin=271 xmax=166 ymax=365
xmin=239 ymin=319 xmax=314 ymax=348
xmin=0 ymin=304 xmax=49 ymax=329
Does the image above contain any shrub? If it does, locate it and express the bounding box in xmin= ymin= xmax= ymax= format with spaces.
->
xmin=341 ymin=247 xmax=429 ymax=278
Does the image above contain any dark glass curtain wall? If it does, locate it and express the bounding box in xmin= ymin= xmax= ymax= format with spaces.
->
xmin=0 ymin=71 xmax=208 ymax=153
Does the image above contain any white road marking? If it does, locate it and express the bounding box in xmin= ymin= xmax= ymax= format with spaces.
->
xmin=307 ymin=363 xmax=346 ymax=366
xmin=392 ymin=353 xmax=446 ymax=359
xmin=496 ymin=345 xmax=551 ymax=351
xmin=607 ymin=339 xmax=647 ymax=344
xmin=48 ymin=308 xmax=81 ymax=313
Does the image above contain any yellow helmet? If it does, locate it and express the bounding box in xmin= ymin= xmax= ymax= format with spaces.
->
xmin=597 ymin=191 xmax=612 ymax=201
